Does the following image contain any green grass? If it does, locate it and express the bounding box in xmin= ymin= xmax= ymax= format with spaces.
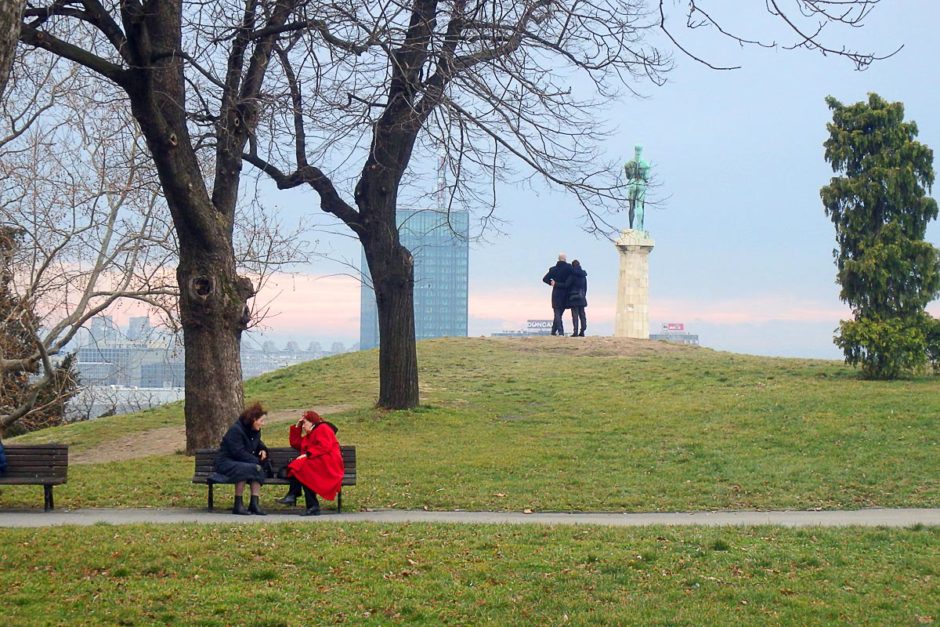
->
xmin=4 ymin=337 xmax=938 ymax=512
xmin=2 ymin=337 xmax=938 ymax=623
xmin=0 ymin=523 xmax=936 ymax=625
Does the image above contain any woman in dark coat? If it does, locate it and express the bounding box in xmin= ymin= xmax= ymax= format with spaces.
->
xmin=567 ymin=259 xmax=588 ymax=336
xmin=214 ymin=401 xmax=269 ymax=515
xmin=276 ymin=410 xmax=344 ymax=516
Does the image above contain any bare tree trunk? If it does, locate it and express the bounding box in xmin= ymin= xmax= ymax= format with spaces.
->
xmin=363 ymin=237 xmax=418 ymax=408
xmin=178 ymin=252 xmax=253 ymax=452
xmin=356 ymin=117 xmax=421 ymax=409
xmin=0 ymin=0 xmax=23 ymax=97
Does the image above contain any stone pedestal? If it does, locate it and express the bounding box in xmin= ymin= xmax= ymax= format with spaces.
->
xmin=614 ymin=229 xmax=655 ymax=339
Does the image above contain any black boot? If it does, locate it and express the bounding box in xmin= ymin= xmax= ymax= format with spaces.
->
xmin=248 ymin=495 xmax=266 ymax=516
xmin=276 ymin=478 xmax=301 ymax=505
xmin=300 ymin=487 xmax=320 ymax=516
xmin=578 ymin=329 xmax=585 ymax=337
xmin=232 ymin=495 xmax=249 ymax=515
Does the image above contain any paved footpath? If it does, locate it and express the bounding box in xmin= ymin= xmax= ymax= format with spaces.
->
xmin=1 ymin=507 xmax=939 ymax=528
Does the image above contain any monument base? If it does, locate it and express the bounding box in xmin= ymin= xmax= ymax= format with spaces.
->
xmin=614 ymin=229 xmax=654 ymax=339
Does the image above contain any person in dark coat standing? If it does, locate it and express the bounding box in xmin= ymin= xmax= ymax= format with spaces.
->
xmin=214 ymin=401 xmax=270 ymax=515
xmin=542 ymin=253 xmax=573 ymax=336
xmin=276 ymin=410 xmax=345 ymax=516
xmin=567 ymin=259 xmax=588 ymax=336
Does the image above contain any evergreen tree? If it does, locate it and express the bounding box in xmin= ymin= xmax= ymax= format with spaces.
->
xmin=821 ymin=93 xmax=940 ymax=378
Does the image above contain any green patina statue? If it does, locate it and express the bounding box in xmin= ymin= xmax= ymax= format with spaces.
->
xmin=624 ymin=145 xmax=650 ymax=231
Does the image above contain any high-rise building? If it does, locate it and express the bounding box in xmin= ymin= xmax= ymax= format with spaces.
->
xmin=127 ymin=316 xmax=151 ymax=341
xmin=89 ymin=315 xmax=119 ymax=343
xmin=360 ymin=209 xmax=469 ymax=350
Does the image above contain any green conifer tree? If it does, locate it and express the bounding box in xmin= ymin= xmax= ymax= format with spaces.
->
xmin=821 ymin=93 xmax=940 ymax=378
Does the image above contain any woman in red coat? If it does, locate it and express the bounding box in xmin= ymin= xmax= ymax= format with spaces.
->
xmin=276 ymin=410 xmax=344 ymax=516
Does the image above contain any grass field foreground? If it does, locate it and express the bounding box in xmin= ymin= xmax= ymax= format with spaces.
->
xmin=0 ymin=523 xmax=936 ymax=625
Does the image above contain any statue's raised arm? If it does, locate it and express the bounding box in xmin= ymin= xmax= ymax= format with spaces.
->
xmin=623 ymin=145 xmax=651 ymax=232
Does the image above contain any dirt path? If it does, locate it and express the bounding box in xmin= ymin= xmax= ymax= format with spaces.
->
xmin=71 ymin=405 xmax=353 ymax=465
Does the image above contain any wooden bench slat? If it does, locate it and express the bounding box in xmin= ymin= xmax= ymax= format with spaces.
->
xmin=1 ymin=469 xmax=68 ymax=477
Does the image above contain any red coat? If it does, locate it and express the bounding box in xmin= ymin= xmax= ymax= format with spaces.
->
xmin=286 ymin=423 xmax=344 ymax=500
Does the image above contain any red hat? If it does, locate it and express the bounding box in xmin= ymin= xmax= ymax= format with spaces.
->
xmin=303 ymin=410 xmax=322 ymax=423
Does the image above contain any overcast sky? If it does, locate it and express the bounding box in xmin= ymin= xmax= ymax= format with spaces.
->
xmin=245 ymin=1 xmax=940 ymax=359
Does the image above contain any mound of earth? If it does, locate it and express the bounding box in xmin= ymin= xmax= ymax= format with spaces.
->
xmin=484 ymin=335 xmax=703 ymax=357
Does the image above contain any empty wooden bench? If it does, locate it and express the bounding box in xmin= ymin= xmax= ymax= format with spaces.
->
xmin=193 ymin=446 xmax=356 ymax=513
xmin=0 ymin=444 xmax=69 ymax=511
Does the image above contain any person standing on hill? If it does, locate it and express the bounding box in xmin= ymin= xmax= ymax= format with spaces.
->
xmin=567 ymin=259 xmax=588 ymax=336
xmin=542 ymin=253 xmax=573 ymax=336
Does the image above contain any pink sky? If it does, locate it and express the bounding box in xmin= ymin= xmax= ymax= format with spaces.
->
xmin=250 ymin=272 xmax=861 ymax=338
xmin=94 ymin=270 xmax=939 ymax=350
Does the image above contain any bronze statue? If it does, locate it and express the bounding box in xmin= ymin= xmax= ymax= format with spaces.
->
xmin=624 ymin=145 xmax=650 ymax=231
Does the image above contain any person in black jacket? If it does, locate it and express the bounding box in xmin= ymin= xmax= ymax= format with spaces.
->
xmin=214 ymin=401 xmax=270 ymax=515
xmin=542 ymin=253 xmax=573 ymax=336
xmin=567 ymin=259 xmax=588 ymax=336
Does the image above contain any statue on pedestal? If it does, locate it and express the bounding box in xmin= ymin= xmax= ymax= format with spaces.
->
xmin=624 ymin=145 xmax=650 ymax=231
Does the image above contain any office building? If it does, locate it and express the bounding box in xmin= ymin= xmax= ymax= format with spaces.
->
xmin=360 ymin=209 xmax=469 ymax=350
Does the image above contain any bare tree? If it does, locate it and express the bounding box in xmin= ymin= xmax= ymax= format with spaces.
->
xmin=0 ymin=47 xmax=311 ymax=436
xmin=242 ymin=0 xmax=890 ymax=409
xmin=17 ymin=1 xmax=323 ymax=450
xmin=0 ymin=62 xmax=177 ymax=434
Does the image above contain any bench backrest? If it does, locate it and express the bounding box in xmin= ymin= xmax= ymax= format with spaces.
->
xmin=193 ymin=446 xmax=357 ymax=486
xmin=1 ymin=444 xmax=68 ymax=484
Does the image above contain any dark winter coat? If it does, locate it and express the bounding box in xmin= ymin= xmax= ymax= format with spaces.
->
xmin=214 ymin=419 xmax=269 ymax=482
xmin=543 ymin=261 xmax=573 ymax=309
xmin=567 ymin=266 xmax=588 ymax=308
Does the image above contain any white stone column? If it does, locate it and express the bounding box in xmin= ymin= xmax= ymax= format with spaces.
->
xmin=614 ymin=229 xmax=655 ymax=339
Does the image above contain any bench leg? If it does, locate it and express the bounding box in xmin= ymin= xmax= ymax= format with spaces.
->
xmin=337 ymin=490 xmax=342 ymax=514
xmin=44 ymin=485 xmax=54 ymax=512
xmin=208 ymin=483 xmax=214 ymax=511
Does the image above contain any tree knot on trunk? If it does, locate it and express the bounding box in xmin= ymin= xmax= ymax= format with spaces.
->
xmin=189 ymin=275 xmax=214 ymax=301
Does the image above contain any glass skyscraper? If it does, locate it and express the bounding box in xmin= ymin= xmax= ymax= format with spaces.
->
xmin=360 ymin=209 xmax=469 ymax=350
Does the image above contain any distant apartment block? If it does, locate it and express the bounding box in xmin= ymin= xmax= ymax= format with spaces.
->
xmin=360 ymin=209 xmax=469 ymax=350
xmin=491 ymin=320 xmax=554 ymax=337
xmin=649 ymin=322 xmax=700 ymax=346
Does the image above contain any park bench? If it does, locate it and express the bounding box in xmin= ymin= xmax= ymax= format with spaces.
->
xmin=0 ymin=444 xmax=69 ymax=511
xmin=193 ymin=446 xmax=356 ymax=513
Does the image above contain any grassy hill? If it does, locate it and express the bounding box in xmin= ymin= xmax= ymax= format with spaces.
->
xmin=5 ymin=336 xmax=938 ymax=512
xmin=2 ymin=337 xmax=938 ymax=624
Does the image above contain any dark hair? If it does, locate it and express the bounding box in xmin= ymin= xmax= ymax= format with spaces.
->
xmin=238 ymin=401 xmax=266 ymax=427
xmin=572 ymin=260 xmax=581 ymax=268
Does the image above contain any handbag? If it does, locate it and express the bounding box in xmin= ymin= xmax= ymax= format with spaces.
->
xmin=260 ymin=457 xmax=275 ymax=479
